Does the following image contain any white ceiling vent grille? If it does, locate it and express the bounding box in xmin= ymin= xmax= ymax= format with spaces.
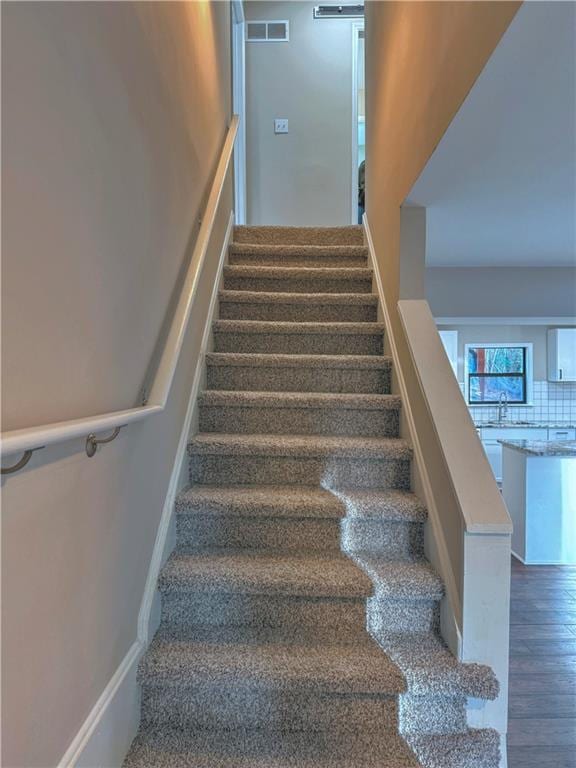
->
xmin=313 ymin=5 xmax=364 ymax=19
xmin=246 ymin=20 xmax=289 ymax=42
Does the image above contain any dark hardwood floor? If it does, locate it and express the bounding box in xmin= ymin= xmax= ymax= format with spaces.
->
xmin=507 ymin=556 xmax=576 ymax=767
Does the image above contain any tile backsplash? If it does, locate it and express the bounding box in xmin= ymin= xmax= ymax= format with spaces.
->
xmin=461 ymin=380 xmax=576 ymax=425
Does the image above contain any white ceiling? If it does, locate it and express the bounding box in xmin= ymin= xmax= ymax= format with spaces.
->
xmin=406 ymin=1 xmax=576 ymax=268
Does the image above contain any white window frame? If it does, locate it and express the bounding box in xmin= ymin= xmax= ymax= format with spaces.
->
xmin=464 ymin=342 xmax=534 ymax=407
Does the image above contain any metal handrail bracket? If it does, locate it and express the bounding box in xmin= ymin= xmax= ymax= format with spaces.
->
xmin=1 ymin=447 xmax=44 ymax=475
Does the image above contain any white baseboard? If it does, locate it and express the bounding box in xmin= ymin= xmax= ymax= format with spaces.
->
xmin=363 ymin=214 xmax=463 ymax=657
xmin=137 ymin=210 xmax=234 ymax=646
xmin=57 ymin=641 xmax=142 ymax=768
xmin=57 ymin=211 xmax=235 ymax=768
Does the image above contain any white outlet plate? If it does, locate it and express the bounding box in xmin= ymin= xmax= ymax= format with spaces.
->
xmin=274 ymin=118 xmax=289 ymax=134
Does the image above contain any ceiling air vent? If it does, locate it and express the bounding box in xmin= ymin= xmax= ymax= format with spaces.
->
xmin=246 ymin=20 xmax=290 ymax=42
xmin=313 ymin=5 xmax=364 ymax=19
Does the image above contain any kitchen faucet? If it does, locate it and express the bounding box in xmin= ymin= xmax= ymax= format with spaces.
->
xmin=498 ymin=391 xmax=508 ymax=423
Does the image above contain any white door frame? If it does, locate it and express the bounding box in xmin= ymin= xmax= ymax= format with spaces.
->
xmin=351 ymin=20 xmax=364 ymax=224
xmin=232 ymin=0 xmax=247 ymax=224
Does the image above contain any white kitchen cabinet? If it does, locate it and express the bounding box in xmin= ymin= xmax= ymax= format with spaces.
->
xmin=438 ymin=330 xmax=458 ymax=377
xmin=478 ymin=427 xmax=548 ymax=482
xmin=547 ymin=328 xmax=576 ymax=381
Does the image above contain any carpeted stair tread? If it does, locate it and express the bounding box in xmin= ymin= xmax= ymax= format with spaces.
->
xmin=219 ymin=290 xmax=378 ymax=305
xmin=124 ymin=727 xmax=420 ymax=767
xmin=374 ymin=632 xmax=499 ymax=699
xmin=127 ymin=224 xmax=501 ymax=768
xmin=357 ymin=557 xmax=444 ymax=600
xmin=159 ymin=550 xmax=374 ymax=597
xmin=138 ymin=634 xmax=407 ymax=694
xmin=188 ymin=432 xmax=411 ymax=460
xmin=406 ymin=729 xmax=500 ymax=768
xmin=233 ymin=224 xmax=365 ymax=245
xmin=213 ymin=319 xmax=384 ymax=335
xmin=176 ymin=485 xmax=426 ymax=522
xmin=198 ymin=390 xmax=401 ymax=411
xmin=206 ymin=351 xmax=392 ymax=369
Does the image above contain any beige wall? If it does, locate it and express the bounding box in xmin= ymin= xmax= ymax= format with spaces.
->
xmin=245 ymin=1 xmax=355 ymax=225
xmin=1 ymin=2 xmax=232 ymax=765
xmin=365 ymin=0 xmax=520 ymax=310
xmin=2 ymin=0 xmax=230 ymax=431
xmin=428 ymin=266 xmax=576 ymax=320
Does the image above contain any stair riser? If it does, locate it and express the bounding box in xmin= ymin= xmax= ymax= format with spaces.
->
xmin=213 ymin=331 xmax=383 ymax=355
xmin=199 ymin=405 xmax=399 ymax=437
xmin=400 ymin=693 xmax=468 ymax=736
xmin=229 ymin=254 xmax=368 ymax=268
xmin=342 ymin=519 xmax=424 ymax=559
xmin=206 ymin=364 xmax=391 ymax=394
xmin=140 ymin=686 xmax=399 ymax=732
xmin=219 ymin=301 xmax=377 ymax=322
xmin=189 ymin=455 xmax=411 ymax=490
xmin=223 ymin=275 xmax=373 ymax=294
xmin=176 ymin=514 xmax=343 ymax=552
xmin=368 ymin=598 xmax=440 ymax=634
xmin=159 ymin=592 xmax=368 ymax=642
xmin=176 ymin=514 xmax=422 ymax=560
xmin=407 ymin=733 xmax=500 ymax=768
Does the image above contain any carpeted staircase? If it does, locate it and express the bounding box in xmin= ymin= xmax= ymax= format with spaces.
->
xmin=125 ymin=226 xmax=501 ymax=768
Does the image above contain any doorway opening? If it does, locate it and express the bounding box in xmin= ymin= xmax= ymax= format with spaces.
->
xmin=352 ymin=21 xmax=365 ymax=224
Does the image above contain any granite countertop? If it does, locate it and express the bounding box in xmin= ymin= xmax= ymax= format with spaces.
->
xmin=498 ymin=439 xmax=576 ymax=457
xmin=477 ymin=422 xmax=576 ymax=429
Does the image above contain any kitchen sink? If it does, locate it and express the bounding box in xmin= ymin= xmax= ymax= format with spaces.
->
xmin=483 ymin=420 xmax=534 ymax=426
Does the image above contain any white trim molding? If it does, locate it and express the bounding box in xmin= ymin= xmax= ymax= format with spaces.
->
xmin=464 ymin=341 xmax=534 ymax=407
xmin=232 ymin=3 xmax=247 ymax=225
xmin=57 ymin=641 xmax=142 ymax=768
xmin=350 ymin=20 xmax=364 ymax=224
xmin=137 ymin=212 xmax=234 ymax=646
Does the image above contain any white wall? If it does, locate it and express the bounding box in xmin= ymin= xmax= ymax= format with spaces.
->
xmin=399 ymin=206 xmax=426 ymax=299
xmin=245 ymin=1 xmax=355 ymax=225
xmin=1 ymin=3 xmax=232 ymax=765
xmin=427 ymin=267 xmax=576 ymax=320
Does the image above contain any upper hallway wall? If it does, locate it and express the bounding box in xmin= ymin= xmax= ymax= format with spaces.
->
xmin=365 ymin=0 xmax=520 ymax=305
xmin=427 ymin=266 xmax=576 ymax=320
xmin=245 ymin=0 xmax=355 ymax=226
xmin=1 ymin=0 xmax=231 ymax=432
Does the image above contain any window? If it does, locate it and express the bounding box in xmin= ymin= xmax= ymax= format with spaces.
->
xmin=464 ymin=343 xmax=533 ymax=405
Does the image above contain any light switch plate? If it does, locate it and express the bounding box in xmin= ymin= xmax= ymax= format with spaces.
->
xmin=274 ymin=118 xmax=289 ymax=134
